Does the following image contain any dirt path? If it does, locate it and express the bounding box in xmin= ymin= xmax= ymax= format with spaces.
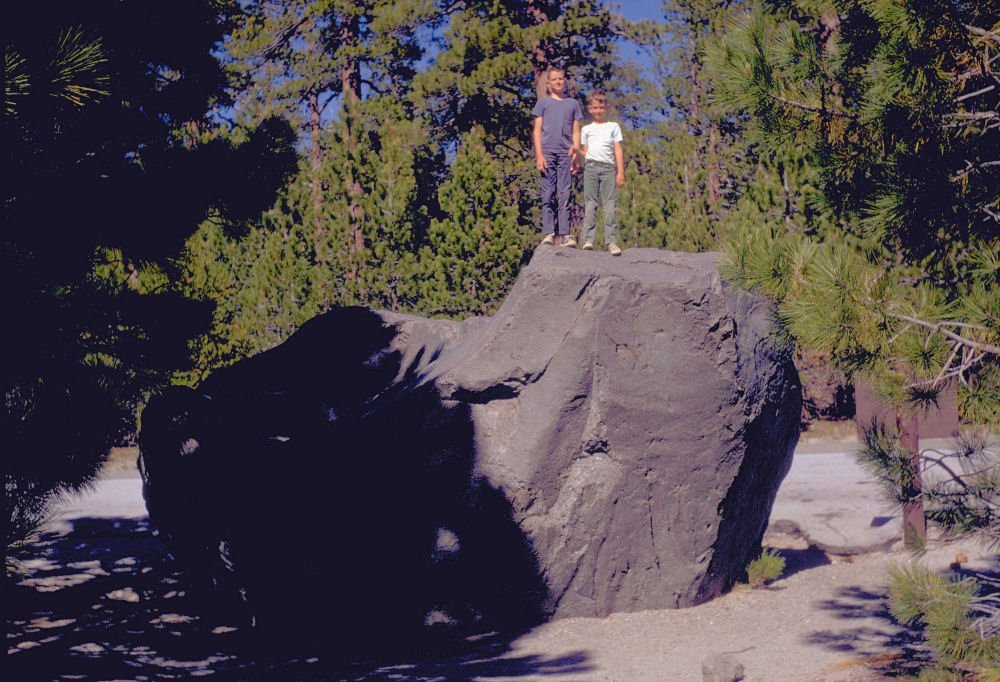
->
xmin=5 ymin=476 xmax=992 ymax=681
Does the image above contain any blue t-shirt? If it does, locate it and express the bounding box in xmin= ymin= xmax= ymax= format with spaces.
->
xmin=532 ymin=97 xmax=583 ymax=153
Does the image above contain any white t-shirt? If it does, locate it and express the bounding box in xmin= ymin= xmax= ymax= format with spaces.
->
xmin=581 ymin=121 xmax=623 ymax=165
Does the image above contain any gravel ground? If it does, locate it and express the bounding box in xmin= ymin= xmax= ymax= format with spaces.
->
xmin=5 ymin=471 xmax=995 ymax=681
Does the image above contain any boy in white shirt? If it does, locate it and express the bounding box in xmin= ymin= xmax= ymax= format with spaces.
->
xmin=578 ymin=92 xmax=625 ymax=255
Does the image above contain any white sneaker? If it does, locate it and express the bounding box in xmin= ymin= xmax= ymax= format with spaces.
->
xmin=608 ymin=242 xmax=622 ymax=256
xmin=561 ymin=235 xmax=577 ymax=248
xmin=582 ymin=241 xmax=594 ymax=251
xmin=541 ymin=233 xmax=555 ymax=245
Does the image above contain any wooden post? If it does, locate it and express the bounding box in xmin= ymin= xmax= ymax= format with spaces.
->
xmin=897 ymin=408 xmax=926 ymax=549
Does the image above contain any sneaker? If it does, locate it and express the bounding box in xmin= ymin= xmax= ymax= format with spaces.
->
xmin=541 ymin=233 xmax=555 ymax=245
xmin=608 ymin=242 xmax=622 ymax=256
xmin=582 ymin=241 xmax=594 ymax=251
xmin=561 ymin=235 xmax=577 ymax=248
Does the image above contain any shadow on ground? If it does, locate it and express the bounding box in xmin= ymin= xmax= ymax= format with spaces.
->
xmin=772 ymin=546 xmax=832 ymax=579
xmin=6 ymin=516 xmax=592 ymax=681
xmin=803 ymin=584 xmax=933 ymax=678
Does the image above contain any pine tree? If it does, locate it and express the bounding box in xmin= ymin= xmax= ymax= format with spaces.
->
xmin=417 ymin=127 xmax=533 ymax=318
xmin=178 ymin=0 xmax=443 ymax=378
xmin=224 ymin=0 xmax=440 ymax=245
xmin=709 ymin=2 xmax=999 ymax=671
xmin=178 ymin=175 xmax=321 ymax=384
xmin=415 ymin=0 xmax=621 ymax=147
xmin=2 ymin=1 xmax=296 ymax=560
xmin=711 ymin=0 xmax=999 ymax=426
xmin=312 ymin=96 xmax=433 ymax=312
xmin=614 ymin=0 xmax=822 ymax=254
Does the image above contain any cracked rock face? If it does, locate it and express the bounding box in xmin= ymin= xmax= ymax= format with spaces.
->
xmin=140 ymin=247 xmax=800 ymax=633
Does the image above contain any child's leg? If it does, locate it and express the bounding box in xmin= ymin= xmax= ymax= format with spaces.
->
xmin=555 ymin=153 xmax=573 ymax=236
xmin=540 ymin=153 xmax=557 ymax=235
xmin=600 ymin=166 xmax=619 ymax=245
xmin=582 ymin=165 xmax=599 ymax=244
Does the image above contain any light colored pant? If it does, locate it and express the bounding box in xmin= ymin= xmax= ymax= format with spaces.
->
xmin=582 ymin=162 xmax=618 ymax=244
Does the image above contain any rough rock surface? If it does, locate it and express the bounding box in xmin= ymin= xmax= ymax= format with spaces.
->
xmin=139 ymin=246 xmax=800 ymax=636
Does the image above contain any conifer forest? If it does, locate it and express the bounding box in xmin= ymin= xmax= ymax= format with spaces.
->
xmin=4 ymin=2 xmax=1000 ymax=667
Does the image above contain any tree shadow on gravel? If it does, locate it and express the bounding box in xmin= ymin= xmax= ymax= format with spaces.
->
xmin=771 ymin=546 xmax=832 ymax=580
xmin=6 ymin=516 xmax=593 ymax=681
xmin=8 ymin=307 xmax=601 ymax=680
xmin=803 ymin=584 xmax=933 ymax=678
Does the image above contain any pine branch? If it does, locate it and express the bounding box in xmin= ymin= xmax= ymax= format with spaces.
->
xmin=957 ymin=52 xmax=1000 ymax=81
xmin=919 ymin=451 xmax=1000 ymax=513
xmin=887 ymin=313 xmax=1000 ymax=355
xmin=259 ymin=15 xmax=311 ymax=61
xmin=766 ymin=91 xmax=858 ymax=119
xmin=947 ymin=113 xmax=1000 ymax=127
xmin=952 ymin=160 xmax=1000 ymax=182
xmin=955 ymin=84 xmax=996 ymax=102
xmin=965 ymin=24 xmax=1000 ymax=45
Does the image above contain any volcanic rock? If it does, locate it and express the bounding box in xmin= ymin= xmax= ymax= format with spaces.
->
xmin=139 ymin=246 xmax=801 ymax=635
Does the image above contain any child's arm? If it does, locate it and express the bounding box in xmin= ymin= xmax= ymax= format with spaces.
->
xmin=569 ymin=119 xmax=582 ymax=172
xmin=615 ymin=141 xmax=625 ymax=187
xmin=533 ymin=117 xmax=546 ymax=172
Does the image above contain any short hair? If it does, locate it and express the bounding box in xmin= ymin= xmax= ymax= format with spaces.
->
xmin=547 ymin=66 xmax=566 ymax=79
xmin=589 ymin=91 xmax=609 ymax=105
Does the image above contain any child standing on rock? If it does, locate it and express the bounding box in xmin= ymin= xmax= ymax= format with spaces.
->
xmin=579 ymin=91 xmax=624 ymax=255
xmin=532 ymin=67 xmax=583 ymax=247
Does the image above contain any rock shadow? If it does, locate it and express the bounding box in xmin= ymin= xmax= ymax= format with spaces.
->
xmin=133 ymin=307 xmax=563 ymax=668
xmin=6 ymin=515 xmax=591 ymax=680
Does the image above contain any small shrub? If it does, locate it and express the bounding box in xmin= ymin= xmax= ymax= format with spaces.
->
xmin=888 ymin=562 xmax=1000 ymax=681
xmin=745 ymin=548 xmax=786 ymax=588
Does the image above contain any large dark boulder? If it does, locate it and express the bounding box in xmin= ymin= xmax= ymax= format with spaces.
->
xmin=140 ymin=247 xmax=800 ymax=639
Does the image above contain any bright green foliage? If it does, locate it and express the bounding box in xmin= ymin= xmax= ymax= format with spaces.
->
xmin=621 ymin=0 xmax=746 ymax=249
xmin=223 ymin=0 xmax=439 ymax=131
xmin=411 ymin=0 xmax=628 ymax=264
xmin=179 ymin=96 xmax=434 ymax=376
xmin=178 ymin=181 xmax=321 ymax=385
xmin=614 ymin=1 xmax=832 ymax=255
xmin=318 ymin=98 xmax=432 ymax=312
xmin=711 ymin=1 xmax=1000 ymax=422
xmin=417 ymin=127 xmax=533 ymax=318
xmin=711 ymin=2 xmax=1000 ymax=676
xmin=617 ymin=134 xmax=715 ymax=252
xmin=744 ymin=548 xmax=785 ymax=588
xmin=178 ymin=0 xmax=440 ymax=375
xmin=888 ymin=562 xmax=1000 ymax=681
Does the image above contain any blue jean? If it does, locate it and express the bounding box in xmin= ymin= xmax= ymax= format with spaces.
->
xmin=582 ymin=162 xmax=618 ymax=244
xmin=540 ymin=150 xmax=573 ymax=236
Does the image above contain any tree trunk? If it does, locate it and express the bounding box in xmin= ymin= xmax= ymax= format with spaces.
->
xmin=686 ymin=31 xmax=703 ymax=202
xmin=782 ymin=163 xmax=794 ymax=228
xmin=308 ymin=91 xmax=324 ymax=239
xmin=340 ymin=17 xmax=364 ymax=256
xmin=526 ymin=0 xmax=553 ymax=101
xmin=535 ymin=64 xmax=549 ymax=101
xmin=707 ymin=121 xmax=722 ymax=206
xmin=897 ymin=408 xmax=926 ymax=549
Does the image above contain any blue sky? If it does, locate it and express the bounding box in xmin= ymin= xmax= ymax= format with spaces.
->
xmin=614 ymin=0 xmax=665 ymax=23
xmin=612 ymin=1 xmax=664 ymax=78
